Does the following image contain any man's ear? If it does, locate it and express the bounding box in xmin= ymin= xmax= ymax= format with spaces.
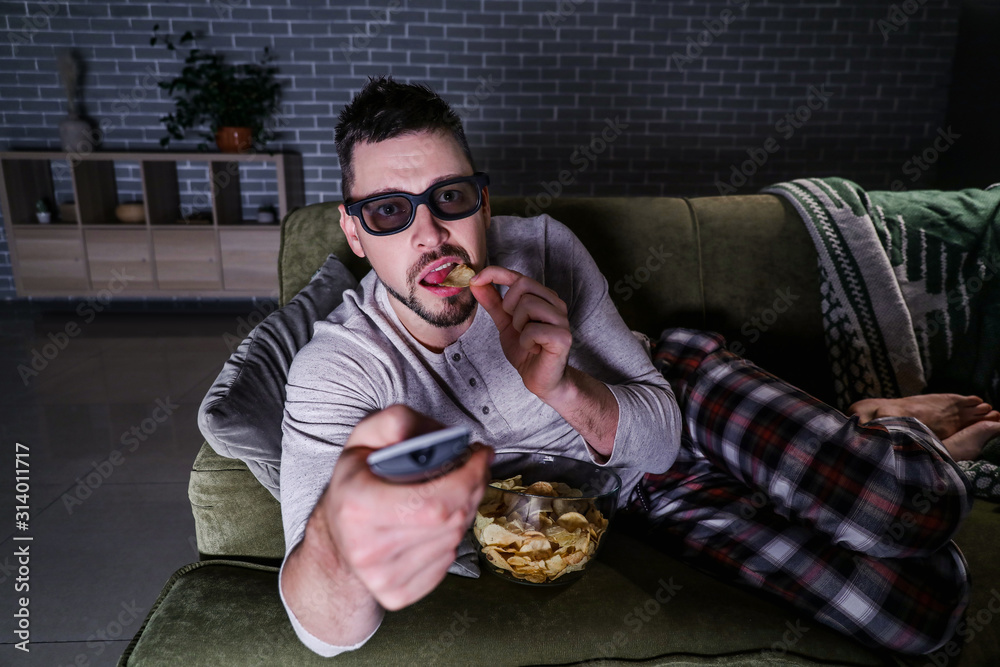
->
xmin=482 ymin=185 xmax=491 ymax=230
xmin=338 ymin=204 xmax=367 ymax=258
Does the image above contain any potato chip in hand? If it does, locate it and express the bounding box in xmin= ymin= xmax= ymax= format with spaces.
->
xmin=440 ymin=263 xmax=475 ymax=287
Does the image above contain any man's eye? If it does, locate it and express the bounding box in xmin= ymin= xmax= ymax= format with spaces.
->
xmin=376 ymin=203 xmax=399 ymax=216
xmin=436 ymin=189 xmax=463 ymax=204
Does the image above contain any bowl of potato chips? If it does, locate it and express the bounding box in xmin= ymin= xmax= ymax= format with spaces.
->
xmin=473 ymin=452 xmax=621 ymax=586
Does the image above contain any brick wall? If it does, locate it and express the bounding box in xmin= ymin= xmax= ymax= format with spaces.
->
xmin=0 ymin=0 xmax=962 ymax=299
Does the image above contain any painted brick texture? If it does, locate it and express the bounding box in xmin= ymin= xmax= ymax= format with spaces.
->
xmin=0 ymin=0 xmax=961 ymax=298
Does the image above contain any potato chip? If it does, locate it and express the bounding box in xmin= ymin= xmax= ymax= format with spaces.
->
xmin=524 ymin=481 xmax=557 ymax=497
xmin=440 ymin=263 xmax=475 ymax=287
xmin=483 ymin=546 xmax=514 ymax=571
xmin=557 ymin=511 xmax=590 ymax=532
xmin=480 ymin=523 xmax=521 ymax=547
xmin=553 ymin=498 xmax=589 ymax=516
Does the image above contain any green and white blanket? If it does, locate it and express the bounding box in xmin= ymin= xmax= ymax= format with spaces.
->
xmin=763 ymin=178 xmax=1000 ymax=498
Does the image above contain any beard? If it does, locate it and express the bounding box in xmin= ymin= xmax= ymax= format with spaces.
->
xmin=383 ymin=244 xmax=478 ymax=328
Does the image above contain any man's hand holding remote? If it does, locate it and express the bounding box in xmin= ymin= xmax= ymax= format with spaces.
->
xmin=281 ymin=405 xmax=493 ymax=647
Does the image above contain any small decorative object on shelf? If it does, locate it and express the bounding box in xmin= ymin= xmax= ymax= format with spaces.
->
xmin=115 ymin=202 xmax=146 ymax=224
xmin=151 ymin=25 xmax=282 ymax=153
xmin=57 ymin=49 xmax=100 ymax=154
xmin=35 ymin=199 xmax=51 ymax=224
xmin=256 ymin=203 xmax=277 ymax=224
xmin=177 ymin=210 xmax=214 ymax=225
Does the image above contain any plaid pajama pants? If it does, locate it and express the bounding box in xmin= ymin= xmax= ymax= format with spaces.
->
xmin=623 ymin=328 xmax=972 ymax=655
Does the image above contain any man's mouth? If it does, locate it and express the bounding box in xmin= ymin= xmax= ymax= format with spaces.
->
xmin=420 ymin=261 xmax=461 ymax=286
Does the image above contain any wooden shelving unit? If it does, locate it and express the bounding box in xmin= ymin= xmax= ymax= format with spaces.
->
xmin=0 ymin=150 xmax=305 ymax=297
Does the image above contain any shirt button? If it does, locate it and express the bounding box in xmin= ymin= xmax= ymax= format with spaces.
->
xmin=452 ymin=353 xmax=461 ymax=362
xmin=482 ymin=406 xmax=490 ymax=415
xmin=469 ymin=378 xmax=477 ymax=386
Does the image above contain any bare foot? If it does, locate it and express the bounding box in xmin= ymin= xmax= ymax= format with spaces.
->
xmin=847 ymin=394 xmax=1000 ymax=440
xmin=942 ymin=420 xmax=1000 ymax=461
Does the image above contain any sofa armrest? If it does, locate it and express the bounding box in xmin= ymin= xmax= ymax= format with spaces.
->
xmin=189 ymin=443 xmax=285 ymax=561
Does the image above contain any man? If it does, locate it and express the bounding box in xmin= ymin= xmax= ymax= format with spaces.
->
xmin=279 ymin=77 xmax=1000 ymax=657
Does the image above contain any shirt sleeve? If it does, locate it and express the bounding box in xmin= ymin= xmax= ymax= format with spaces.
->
xmin=278 ymin=326 xmax=388 ymax=655
xmin=542 ymin=215 xmax=682 ymax=475
xmin=278 ymin=537 xmax=384 ymax=657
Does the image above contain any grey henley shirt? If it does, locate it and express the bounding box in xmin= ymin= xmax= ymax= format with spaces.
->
xmin=278 ymin=213 xmax=682 ymax=656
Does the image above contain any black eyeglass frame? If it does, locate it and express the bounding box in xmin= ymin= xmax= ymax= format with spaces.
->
xmin=344 ymin=172 xmax=491 ymax=236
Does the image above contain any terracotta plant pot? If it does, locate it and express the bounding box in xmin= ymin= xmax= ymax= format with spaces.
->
xmin=215 ymin=127 xmax=254 ymax=153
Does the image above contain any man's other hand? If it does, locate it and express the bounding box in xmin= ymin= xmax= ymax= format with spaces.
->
xmin=470 ymin=266 xmax=573 ymax=400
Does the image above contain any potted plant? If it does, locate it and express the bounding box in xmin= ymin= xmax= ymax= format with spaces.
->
xmin=151 ymin=25 xmax=281 ymax=153
xmin=36 ymin=199 xmax=51 ymax=224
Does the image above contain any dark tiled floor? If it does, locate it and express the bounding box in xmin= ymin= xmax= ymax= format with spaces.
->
xmin=0 ymin=301 xmax=260 ymax=666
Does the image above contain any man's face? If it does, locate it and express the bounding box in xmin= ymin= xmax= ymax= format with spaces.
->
xmin=339 ymin=130 xmax=490 ymax=341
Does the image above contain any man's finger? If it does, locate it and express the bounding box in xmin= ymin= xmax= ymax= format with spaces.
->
xmin=471 ymin=280 xmax=512 ymax=332
xmin=475 ymin=267 xmax=564 ymax=317
xmin=519 ymin=322 xmax=573 ymax=356
xmin=501 ymin=282 xmax=564 ymax=319
xmin=370 ymin=540 xmax=462 ymax=610
xmin=470 ymin=265 xmax=522 ymax=288
xmin=510 ymin=293 xmax=570 ymax=333
xmin=345 ymin=404 xmax=444 ymax=451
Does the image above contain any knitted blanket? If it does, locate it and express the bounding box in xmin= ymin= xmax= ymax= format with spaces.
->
xmin=762 ymin=178 xmax=1000 ymax=498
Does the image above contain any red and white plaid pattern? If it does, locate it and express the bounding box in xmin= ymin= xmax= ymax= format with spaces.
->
xmin=623 ymin=328 xmax=972 ymax=655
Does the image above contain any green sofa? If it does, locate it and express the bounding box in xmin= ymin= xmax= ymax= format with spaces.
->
xmin=119 ymin=194 xmax=1000 ymax=666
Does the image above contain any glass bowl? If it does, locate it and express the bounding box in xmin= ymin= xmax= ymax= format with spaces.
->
xmin=473 ymin=452 xmax=621 ymax=586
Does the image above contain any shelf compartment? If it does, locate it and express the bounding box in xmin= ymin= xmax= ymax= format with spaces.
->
xmin=12 ymin=227 xmax=89 ymax=292
xmin=220 ymin=227 xmax=279 ymax=293
xmin=73 ymin=160 xmax=119 ymax=225
xmin=84 ymin=229 xmax=155 ymax=291
xmin=210 ymin=161 xmax=243 ymax=226
xmin=1 ymin=158 xmax=55 ymax=226
xmin=152 ymin=228 xmax=222 ymax=290
xmin=142 ymin=161 xmax=181 ymax=226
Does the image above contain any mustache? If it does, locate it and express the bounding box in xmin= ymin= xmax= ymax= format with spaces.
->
xmin=407 ymin=244 xmax=472 ymax=285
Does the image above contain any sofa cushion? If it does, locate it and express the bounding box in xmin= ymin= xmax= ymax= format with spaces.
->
xmin=197 ymin=254 xmax=358 ymax=498
xmin=120 ymin=531 xmax=908 ymax=667
xmin=690 ymin=194 xmax=835 ymax=403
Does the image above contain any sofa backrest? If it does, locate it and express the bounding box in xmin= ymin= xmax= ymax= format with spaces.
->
xmin=278 ymin=194 xmax=834 ymax=402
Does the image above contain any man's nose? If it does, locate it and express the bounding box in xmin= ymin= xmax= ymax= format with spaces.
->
xmin=409 ymin=203 xmax=448 ymax=248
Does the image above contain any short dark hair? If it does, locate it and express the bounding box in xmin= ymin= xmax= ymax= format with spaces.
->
xmin=335 ymin=76 xmax=475 ymax=200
